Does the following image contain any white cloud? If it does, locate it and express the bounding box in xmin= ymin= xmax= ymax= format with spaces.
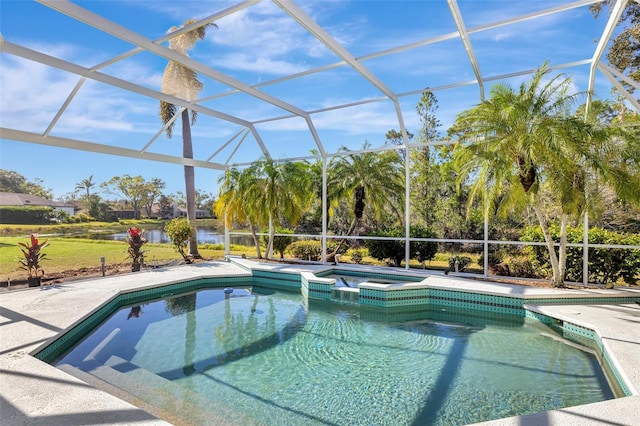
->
xmin=212 ymin=52 xmax=309 ymax=75
xmin=126 ymin=0 xmax=240 ymax=23
xmin=468 ymin=5 xmax=576 ymax=44
xmin=463 ymin=1 xmax=576 ymax=30
xmin=103 ymin=60 xmax=164 ymax=89
xmin=60 ymin=115 xmax=134 ymax=132
xmin=0 ymin=57 xmax=79 ymax=130
xmin=13 ymin=34 xmax=165 ymax=88
xmin=0 ymin=53 xmax=161 ymax=138
xmin=200 ymin=3 xmax=344 ymax=75
xmin=20 ymin=39 xmax=93 ymax=64
xmin=257 ymin=100 xmax=400 ymax=135
xmin=492 ymin=32 xmax=512 ymax=42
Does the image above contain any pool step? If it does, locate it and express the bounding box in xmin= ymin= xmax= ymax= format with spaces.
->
xmin=332 ymin=286 xmax=360 ymax=304
xmin=58 ymin=356 xmax=250 ymax=426
xmin=56 ymin=362 xmax=175 ymax=424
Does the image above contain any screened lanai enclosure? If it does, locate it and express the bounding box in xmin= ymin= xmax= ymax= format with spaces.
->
xmin=1 ymin=0 xmax=639 ymax=285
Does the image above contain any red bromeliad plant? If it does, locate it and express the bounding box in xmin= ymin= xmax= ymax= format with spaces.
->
xmin=126 ymin=227 xmax=147 ymax=271
xmin=18 ymin=234 xmax=49 ymax=278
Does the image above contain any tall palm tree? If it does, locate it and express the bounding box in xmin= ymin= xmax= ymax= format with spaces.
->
xmin=75 ymin=175 xmax=95 ymax=199
xmin=451 ymin=63 xmax=640 ymax=287
xmin=160 ymin=20 xmax=215 ymax=258
xmin=328 ymin=142 xmax=405 ymax=255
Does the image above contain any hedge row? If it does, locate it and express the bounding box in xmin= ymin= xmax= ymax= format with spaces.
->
xmin=522 ymin=225 xmax=640 ymax=285
xmin=0 ymin=206 xmax=54 ymax=224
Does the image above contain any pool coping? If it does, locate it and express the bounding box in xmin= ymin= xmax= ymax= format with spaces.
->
xmin=1 ymin=259 xmax=638 ymax=425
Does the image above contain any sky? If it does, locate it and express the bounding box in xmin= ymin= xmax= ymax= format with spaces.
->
xmin=0 ymin=0 xmax=623 ymax=201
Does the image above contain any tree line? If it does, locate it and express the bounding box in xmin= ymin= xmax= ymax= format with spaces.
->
xmin=3 ymin=3 xmax=639 ymax=285
xmin=3 ymin=64 xmax=639 ymax=286
xmin=0 ymin=169 xmax=216 ymax=222
xmin=217 ymin=64 xmax=639 ymax=287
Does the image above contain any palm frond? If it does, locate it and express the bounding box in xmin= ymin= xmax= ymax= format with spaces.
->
xmin=159 ymin=100 xmax=177 ymax=138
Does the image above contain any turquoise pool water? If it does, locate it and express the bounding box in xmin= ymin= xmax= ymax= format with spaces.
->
xmin=54 ymin=286 xmax=613 ymax=425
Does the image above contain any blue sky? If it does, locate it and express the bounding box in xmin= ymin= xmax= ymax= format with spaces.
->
xmin=0 ymin=0 xmax=620 ymax=200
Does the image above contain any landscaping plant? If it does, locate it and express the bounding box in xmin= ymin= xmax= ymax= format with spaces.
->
xmin=261 ymin=227 xmax=294 ymax=259
xmin=445 ymin=255 xmax=472 ymax=274
xmin=365 ymin=225 xmax=438 ymax=267
xmin=164 ymin=218 xmax=193 ymax=263
xmin=18 ymin=234 xmax=49 ymax=286
xmin=126 ymin=227 xmax=147 ymax=271
xmin=522 ymin=225 xmax=640 ymax=286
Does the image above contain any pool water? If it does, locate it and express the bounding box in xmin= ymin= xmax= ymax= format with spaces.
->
xmin=55 ymin=287 xmax=614 ymax=425
xmin=325 ymin=274 xmax=403 ymax=287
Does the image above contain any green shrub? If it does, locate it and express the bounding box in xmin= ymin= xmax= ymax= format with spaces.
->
xmin=477 ymin=248 xmax=506 ymax=267
xmin=588 ymin=228 xmax=640 ymax=285
xmin=348 ymin=248 xmax=364 ymax=264
xmin=507 ymin=255 xmax=540 ymax=279
xmin=288 ymin=240 xmax=341 ymax=261
xmin=66 ymin=213 xmax=92 ymax=224
xmin=289 ymin=240 xmax=323 ymax=261
xmin=410 ymin=225 xmax=438 ymax=265
xmin=365 ymin=225 xmax=438 ymax=267
xmin=0 ymin=206 xmax=53 ymax=224
xmin=522 ymin=225 xmax=640 ymax=285
xmin=200 ymin=243 xmax=225 ymax=250
xmin=164 ymin=218 xmax=192 ymax=262
xmin=365 ymin=228 xmax=405 ymax=266
xmin=261 ymin=228 xmax=295 ymax=259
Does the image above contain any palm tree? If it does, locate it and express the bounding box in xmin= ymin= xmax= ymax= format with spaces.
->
xmin=75 ymin=175 xmax=95 ymax=199
xmin=160 ymin=20 xmax=215 ymax=258
xmin=250 ymin=159 xmax=312 ymax=259
xmin=328 ymin=142 xmax=405 ymax=255
xmin=305 ymin=150 xmax=335 ymax=231
xmin=216 ymin=159 xmax=312 ymax=259
xmin=216 ymin=167 xmax=267 ymax=259
xmin=451 ymin=63 xmax=640 ymax=287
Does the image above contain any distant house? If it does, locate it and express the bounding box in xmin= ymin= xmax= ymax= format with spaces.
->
xmin=0 ymin=192 xmax=76 ymax=216
xmin=150 ymin=202 xmax=213 ymax=219
xmin=109 ymin=201 xmax=213 ymax=220
xmin=110 ymin=209 xmax=137 ymax=220
xmin=175 ymin=205 xmax=213 ymax=219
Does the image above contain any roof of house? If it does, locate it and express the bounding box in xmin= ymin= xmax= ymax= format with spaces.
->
xmin=0 ymin=192 xmax=75 ymax=208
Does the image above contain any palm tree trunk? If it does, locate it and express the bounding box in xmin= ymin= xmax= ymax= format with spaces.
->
xmin=249 ymin=221 xmax=262 ymax=259
xmin=328 ymin=216 xmax=359 ymax=260
xmin=533 ymin=206 xmax=563 ymax=287
xmin=332 ymin=187 xmax=365 ymax=255
xmin=558 ymin=214 xmax=569 ymax=287
xmin=183 ymin=294 xmax=197 ymax=377
xmin=266 ymin=214 xmax=275 ymax=259
xmin=182 ymin=109 xmax=200 ymax=258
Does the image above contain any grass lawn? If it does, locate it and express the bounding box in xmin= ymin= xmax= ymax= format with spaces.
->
xmin=0 ymin=219 xmax=168 ymax=237
xmin=1 ymin=219 xmax=484 ymax=283
xmin=1 ymin=234 xmax=483 ymax=283
xmin=0 ymin=236 xmax=257 ymax=282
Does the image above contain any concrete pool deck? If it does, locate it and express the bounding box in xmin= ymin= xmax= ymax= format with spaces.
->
xmin=1 ymin=260 xmax=638 ymax=425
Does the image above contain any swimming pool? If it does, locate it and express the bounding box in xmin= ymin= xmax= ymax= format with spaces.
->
xmin=52 ymin=285 xmax=614 ymax=426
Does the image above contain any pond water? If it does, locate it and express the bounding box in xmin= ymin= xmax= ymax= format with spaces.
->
xmin=72 ymin=226 xmax=254 ymax=246
xmin=54 ymin=286 xmax=613 ymax=426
